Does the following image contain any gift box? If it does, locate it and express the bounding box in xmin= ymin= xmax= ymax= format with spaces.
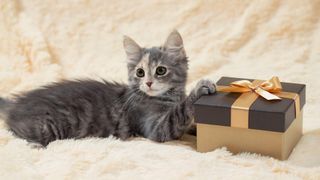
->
xmin=194 ymin=76 xmax=306 ymax=160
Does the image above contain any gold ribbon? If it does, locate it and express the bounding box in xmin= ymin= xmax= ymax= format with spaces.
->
xmin=217 ymin=76 xmax=282 ymax=101
xmin=216 ymin=77 xmax=301 ymax=129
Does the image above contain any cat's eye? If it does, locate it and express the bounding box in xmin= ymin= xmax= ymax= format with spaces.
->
xmin=156 ymin=66 xmax=167 ymax=76
xmin=136 ymin=68 xmax=145 ymax=77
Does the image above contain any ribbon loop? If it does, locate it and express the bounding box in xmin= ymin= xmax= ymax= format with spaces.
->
xmin=219 ymin=76 xmax=282 ymax=101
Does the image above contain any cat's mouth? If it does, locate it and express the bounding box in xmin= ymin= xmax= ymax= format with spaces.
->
xmin=141 ymin=87 xmax=167 ymax=97
xmin=144 ymin=88 xmax=161 ymax=96
xmin=139 ymin=83 xmax=171 ymax=97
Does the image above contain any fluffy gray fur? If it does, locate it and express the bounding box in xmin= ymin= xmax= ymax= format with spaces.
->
xmin=0 ymin=30 xmax=215 ymax=146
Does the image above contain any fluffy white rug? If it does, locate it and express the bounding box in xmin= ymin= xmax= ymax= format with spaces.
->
xmin=0 ymin=0 xmax=320 ymax=179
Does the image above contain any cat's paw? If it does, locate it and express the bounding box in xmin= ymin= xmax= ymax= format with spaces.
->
xmin=28 ymin=142 xmax=45 ymax=149
xmin=194 ymin=79 xmax=216 ymax=97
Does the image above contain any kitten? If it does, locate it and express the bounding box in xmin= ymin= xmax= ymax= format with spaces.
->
xmin=0 ymin=30 xmax=215 ymax=146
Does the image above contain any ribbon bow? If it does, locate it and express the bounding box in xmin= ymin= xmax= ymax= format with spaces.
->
xmin=219 ymin=76 xmax=282 ymax=100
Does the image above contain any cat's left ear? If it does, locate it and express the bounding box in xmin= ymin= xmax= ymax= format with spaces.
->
xmin=164 ymin=30 xmax=186 ymax=57
xmin=123 ymin=35 xmax=142 ymax=62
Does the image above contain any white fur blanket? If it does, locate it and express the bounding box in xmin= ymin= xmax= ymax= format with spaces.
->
xmin=0 ymin=0 xmax=319 ymax=179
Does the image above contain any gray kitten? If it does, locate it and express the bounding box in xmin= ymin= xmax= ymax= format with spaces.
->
xmin=0 ymin=30 xmax=215 ymax=146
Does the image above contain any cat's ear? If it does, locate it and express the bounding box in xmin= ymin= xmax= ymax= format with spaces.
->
xmin=164 ymin=30 xmax=185 ymax=57
xmin=123 ymin=35 xmax=142 ymax=62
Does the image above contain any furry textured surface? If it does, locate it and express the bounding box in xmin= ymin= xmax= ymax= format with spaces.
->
xmin=0 ymin=0 xmax=320 ymax=179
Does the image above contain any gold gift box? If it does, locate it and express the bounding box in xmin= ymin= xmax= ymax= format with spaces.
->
xmin=194 ymin=77 xmax=306 ymax=160
xmin=197 ymin=111 xmax=302 ymax=160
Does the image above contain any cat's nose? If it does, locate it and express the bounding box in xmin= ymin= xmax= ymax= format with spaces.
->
xmin=146 ymin=81 xmax=153 ymax=87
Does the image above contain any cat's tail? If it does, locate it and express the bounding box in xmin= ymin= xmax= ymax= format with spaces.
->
xmin=0 ymin=97 xmax=12 ymax=120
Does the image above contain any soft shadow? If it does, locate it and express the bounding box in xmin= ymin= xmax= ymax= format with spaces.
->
xmin=287 ymin=129 xmax=320 ymax=167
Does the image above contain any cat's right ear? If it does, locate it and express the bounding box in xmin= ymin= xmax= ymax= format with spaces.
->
xmin=123 ymin=36 xmax=142 ymax=62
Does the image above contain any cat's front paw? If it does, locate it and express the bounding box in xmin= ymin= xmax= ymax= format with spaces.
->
xmin=194 ymin=79 xmax=216 ymax=97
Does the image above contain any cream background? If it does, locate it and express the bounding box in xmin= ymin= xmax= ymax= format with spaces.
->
xmin=0 ymin=0 xmax=320 ymax=179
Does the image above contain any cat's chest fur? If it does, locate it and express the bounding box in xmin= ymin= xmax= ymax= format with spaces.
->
xmin=124 ymin=94 xmax=176 ymax=136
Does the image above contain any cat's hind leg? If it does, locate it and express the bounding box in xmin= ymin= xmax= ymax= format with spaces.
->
xmin=7 ymin=115 xmax=57 ymax=147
